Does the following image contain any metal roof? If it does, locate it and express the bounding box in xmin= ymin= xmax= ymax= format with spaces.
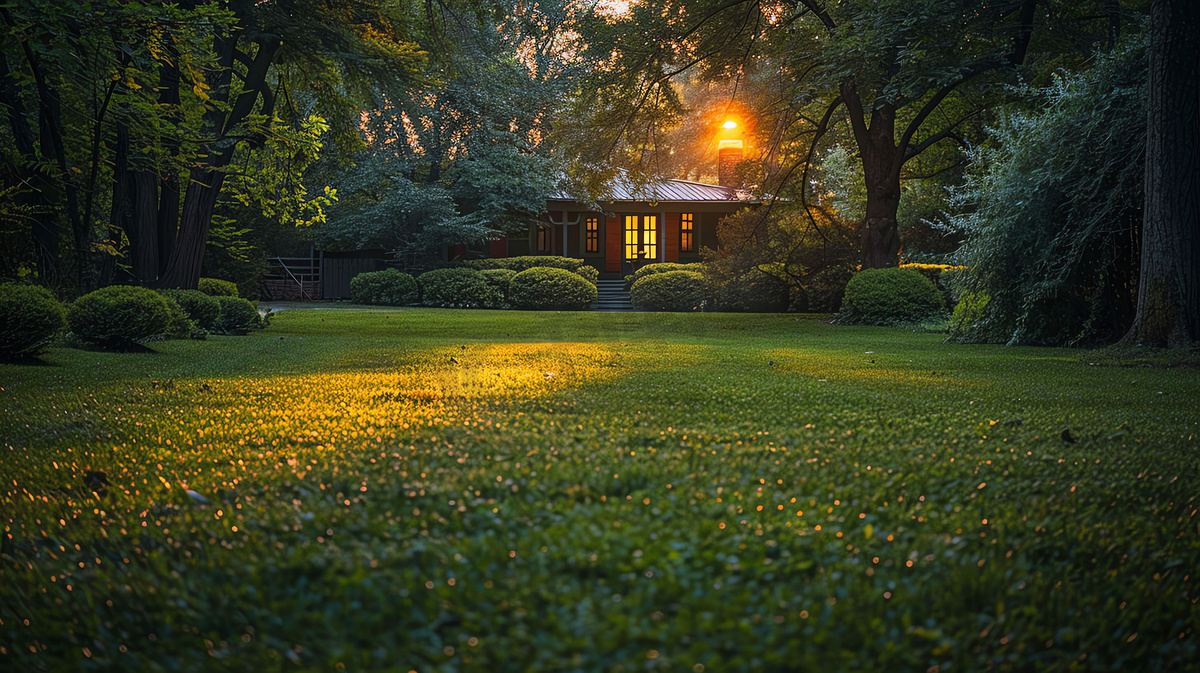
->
xmin=552 ymin=171 xmax=757 ymax=204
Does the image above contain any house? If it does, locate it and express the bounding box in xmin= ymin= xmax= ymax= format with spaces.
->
xmin=480 ymin=170 xmax=756 ymax=279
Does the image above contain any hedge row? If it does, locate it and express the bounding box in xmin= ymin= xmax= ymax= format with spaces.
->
xmin=463 ymin=256 xmax=600 ymax=283
xmin=350 ymin=266 xmax=597 ymax=310
xmin=1 ymin=282 xmax=265 ymax=355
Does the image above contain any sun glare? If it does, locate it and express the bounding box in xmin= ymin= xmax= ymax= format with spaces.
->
xmin=722 ymin=120 xmax=738 ymax=129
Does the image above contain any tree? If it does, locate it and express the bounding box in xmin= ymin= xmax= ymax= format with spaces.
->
xmin=1 ymin=0 xmax=425 ymax=291
xmin=1121 ymin=0 xmax=1199 ymax=347
xmin=567 ymin=0 xmax=1129 ymax=268
xmin=318 ymin=0 xmax=570 ymax=258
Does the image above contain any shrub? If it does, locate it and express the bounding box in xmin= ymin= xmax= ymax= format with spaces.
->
xmin=158 ymin=296 xmax=200 ymax=340
xmin=625 ymin=262 xmax=700 ymax=288
xmin=0 ymin=284 xmax=66 ymax=356
xmin=948 ymin=292 xmax=991 ymax=341
xmin=840 ymin=267 xmax=945 ymax=325
xmin=900 ymin=263 xmax=966 ymax=307
xmin=805 ymin=264 xmax=857 ymax=312
xmin=67 ymin=285 xmax=172 ymax=348
xmin=630 ymin=271 xmax=708 ymax=312
xmin=350 ymin=268 xmax=418 ymax=306
xmin=464 ymin=256 xmax=600 ymax=283
xmin=713 ymin=269 xmax=790 ymax=312
xmin=158 ymin=289 xmax=221 ymax=330
xmin=197 ymin=277 xmax=239 ymax=297
xmin=509 ymin=267 xmax=597 ymax=310
xmin=418 ymin=268 xmax=499 ymax=308
xmin=479 ymin=269 xmax=517 ymax=308
xmin=212 ymin=296 xmax=263 ymax=334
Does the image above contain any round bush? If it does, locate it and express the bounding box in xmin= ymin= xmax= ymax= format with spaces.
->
xmin=212 ymin=296 xmax=262 ymax=334
xmin=713 ymin=269 xmax=790 ymax=312
xmin=0 ymin=283 xmax=66 ymax=356
xmin=626 ymin=262 xmax=700 ymax=288
xmin=840 ymin=267 xmax=945 ymax=324
xmin=68 ymin=285 xmax=172 ymax=348
xmin=197 ymin=277 xmax=239 ymax=297
xmin=479 ymin=269 xmax=517 ymax=308
xmin=158 ymin=289 xmax=221 ymax=330
xmin=630 ymin=271 xmax=708 ymax=312
xmin=418 ymin=268 xmax=498 ymax=308
xmin=509 ymin=267 xmax=597 ymax=310
xmin=948 ymin=292 xmax=991 ymax=340
xmin=350 ymin=268 xmax=417 ymax=306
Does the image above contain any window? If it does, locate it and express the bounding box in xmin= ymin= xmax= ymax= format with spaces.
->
xmin=625 ymin=215 xmax=657 ymax=261
xmin=585 ymin=217 xmax=599 ymax=253
xmin=680 ymin=213 xmax=695 ymax=252
xmin=536 ymin=225 xmax=552 ymax=253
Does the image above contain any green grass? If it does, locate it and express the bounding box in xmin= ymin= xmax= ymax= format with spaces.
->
xmin=2 ymin=309 xmax=1198 ymax=672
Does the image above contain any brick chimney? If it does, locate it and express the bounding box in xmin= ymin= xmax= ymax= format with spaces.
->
xmin=718 ymin=139 xmax=744 ymax=188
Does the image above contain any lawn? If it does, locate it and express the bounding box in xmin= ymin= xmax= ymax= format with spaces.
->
xmin=2 ymin=309 xmax=1198 ymax=672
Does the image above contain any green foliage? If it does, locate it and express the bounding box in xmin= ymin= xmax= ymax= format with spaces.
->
xmin=949 ymin=38 xmax=1147 ymax=346
xmin=212 ymin=296 xmax=264 ymax=335
xmin=157 ymin=289 xmax=221 ymax=330
xmin=479 ymin=269 xmax=518 ymax=308
xmin=197 ymin=278 xmax=239 ymax=297
xmin=949 ymin=292 xmax=991 ymax=340
xmin=805 ymin=263 xmax=857 ymax=313
xmin=630 ymin=270 xmax=708 ymax=312
xmin=625 ymin=262 xmax=701 ymax=288
xmin=66 ymin=285 xmax=172 ymax=348
xmin=159 ymin=295 xmax=200 ymax=340
xmin=349 ymin=269 xmax=418 ymax=306
xmin=713 ymin=268 xmax=791 ymax=313
xmin=2 ymin=309 xmax=1198 ymax=671
xmin=0 ymin=283 xmax=66 ymax=356
xmin=840 ymin=268 xmax=945 ymax=325
xmin=465 ymin=256 xmax=600 ymax=283
xmin=418 ymin=268 xmax=501 ymax=308
xmin=509 ymin=267 xmax=597 ymax=310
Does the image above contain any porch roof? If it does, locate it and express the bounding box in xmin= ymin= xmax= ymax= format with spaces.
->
xmin=551 ymin=171 xmax=757 ymax=205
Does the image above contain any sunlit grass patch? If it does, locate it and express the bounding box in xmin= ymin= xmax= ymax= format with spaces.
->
xmin=2 ymin=309 xmax=1198 ymax=671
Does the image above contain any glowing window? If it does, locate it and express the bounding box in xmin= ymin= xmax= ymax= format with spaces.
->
xmin=624 ymin=215 xmax=658 ymax=261
xmin=680 ymin=213 xmax=695 ymax=252
xmin=585 ymin=217 xmax=599 ymax=253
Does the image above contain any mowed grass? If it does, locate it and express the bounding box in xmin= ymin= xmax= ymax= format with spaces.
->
xmin=2 ymin=308 xmax=1198 ymax=672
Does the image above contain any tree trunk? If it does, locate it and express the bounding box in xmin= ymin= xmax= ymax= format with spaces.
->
xmin=157 ymin=169 xmax=226 ymax=289
xmin=856 ymin=103 xmax=903 ymax=269
xmin=1122 ymin=0 xmax=1199 ymax=347
xmin=0 ymin=52 xmax=60 ymax=285
xmin=131 ymin=171 xmax=160 ymax=282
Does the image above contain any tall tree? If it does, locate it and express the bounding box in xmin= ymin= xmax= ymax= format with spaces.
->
xmin=1121 ymin=0 xmax=1199 ymax=347
xmin=568 ymin=1 xmax=1131 ymax=268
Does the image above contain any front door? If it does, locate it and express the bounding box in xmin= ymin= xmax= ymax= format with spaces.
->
xmin=623 ymin=214 xmax=658 ymax=275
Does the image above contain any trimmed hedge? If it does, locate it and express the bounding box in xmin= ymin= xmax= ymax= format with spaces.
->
xmin=160 ymin=296 xmax=201 ymax=340
xmin=213 ymin=296 xmax=263 ymax=335
xmin=630 ymin=271 xmax=708 ymax=312
xmin=0 ymin=284 xmax=66 ymax=356
xmin=418 ymin=268 xmax=501 ymax=308
xmin=464 ymin=256 xmax=600 ymax=284
xmin=840 ymin=267 xmax=945 ymax=325
xmin=509 ymin=267 xmax=597 ymax=310
xmin=67 ymin=285 xmax=172 ymax=348
xmin=197 ymin=277 xmax=239 ymax=297
xmin=900 ymin=263 xmax=967 ymax=307
xmin=158 ymin=289 xmax=221 ymax=330
xmin=350 ymin=268 xmax=418 ymax=306
xmin=713 ymin=269 xmax=790 ymax=313
xmin=625 ymin=262 xmax=701 ymax=288
xmin=949 ymin=292 xmax=991 ymax=340
xmin=479 ymin=269 xmax=518 ymax=308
